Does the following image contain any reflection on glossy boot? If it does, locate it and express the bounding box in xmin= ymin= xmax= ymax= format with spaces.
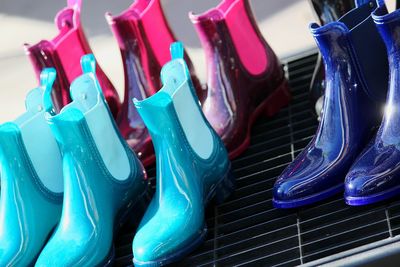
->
xmin=190 ymin=0 xmax=290 ymax=159
xmin=345 ymin=3 xmax=400 ymax=206
xmin=273 ymin=1 xmax=389 ymax=209
xmin=106 ymin=0 xmax=202 ymax=167
xmin=24 ymin=0 xmax=121 ymax=117
xmin=308 ymin=0 xmax=356 ymax=114
xmin=132 ymin=42 xmax=234 ymax=266
xmin=0 ymin=69 xmax=63 ymax=266
xmin=35 ymin=55 xmax=148 ymax=266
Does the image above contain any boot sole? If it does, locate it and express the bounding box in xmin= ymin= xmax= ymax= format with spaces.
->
xmin=345 ymin=184 xmax=400 ymax=206
xmin=229 ymin=78 xmax=291 ymax=159
xmin=273 ymin=183 xmax=343 ymax=209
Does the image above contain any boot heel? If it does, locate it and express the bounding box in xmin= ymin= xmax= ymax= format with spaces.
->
xmin=263 ymin=79 xmax=291 ymax=117
xmin=214 ymin=168 xmax=236 ymax=205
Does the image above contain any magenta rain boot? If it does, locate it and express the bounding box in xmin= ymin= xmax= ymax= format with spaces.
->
xmin=190 ymin=0 xmax=291 ymax=159
xmin=106 ymin=0 xmax=202 ymax=167
xmin=24 ymin=0 xmax=121 ymax=117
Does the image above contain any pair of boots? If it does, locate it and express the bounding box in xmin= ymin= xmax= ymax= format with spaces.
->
xmin=274 ymin=0 xmax=400 ymax=208
xmin=25 ymin=0 xmax=290 ymax=165
xmin=0 ymin=45 xmax=233 ymax=265
xmin=0 ymin=56 xmax=148 ymax=266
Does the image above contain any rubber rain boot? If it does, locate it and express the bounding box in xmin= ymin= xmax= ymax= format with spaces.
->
xmin=106 ymin=0 xmax=202 ymax=167
xmin=0 ymin=69 xmax=63 ymax=266
xmin=132 ymin=42 xmax=234 ymax=266
xmin=273 ymin=1 xmax=389 ymax=208
xmin=345 ymin=1 xmax=400 ymax=205
xmin=35 ymin=55 xmax=149 ymax=266
xmin=24 ymin=0 xmax=121 ymax=117
xmin=189 ymin=0 xmax=291 ymax=159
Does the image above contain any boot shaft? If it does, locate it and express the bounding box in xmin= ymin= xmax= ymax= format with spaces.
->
xmin=372 ymin=4 xmax=400 ymax=141
xmin=312 ymin=1 xmax=388 ymax=103
xmin=45 ymin=65 xmax=132 ymax=185
xmin=107 ymin=0 xmax=202 ymax=99
xmin=107 ymin=0 xmax=203 ymax=142
xmin=24 ymin=0 xmax=120 ymax=117
xmin=134 ymin=42 xmax=230 ymax=186
xmin=0 ymin=81 xmax=63 ymax=199
xmin=373 ymin=6 xmax=400 ymax=63
xmin=190 ymin=0 xmax=279 ymax=78
xmin=134 ymin=52 xmax=216 ymax=161
xmin=190 ymin=0 xmax=285 ymax=123
xmin=108 ymin=0 xmax=175 ymax=68
xmin=309 ymin=1 xmax=388 ymax=151
xmin=107 ymin=1 xmax=166 ymax=98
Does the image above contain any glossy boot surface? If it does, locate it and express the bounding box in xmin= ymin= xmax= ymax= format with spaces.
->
xmin=273 ymin=1 xmax=389 ymax=209
xmin=24 ymin=0 xmax=121 ymax=117
xmin=308 ymin=0 xmax=356 ymax=111
xmin=0 ymin=70 xmax=63 ymax=266
xmin=308 ymin=0 xmax=372 ymax=114
xmin=190 ymin=0 xmax=290 ymax=159
xmin=106 ymin=0 xmax=202 ymax=167
xmin=345 ymin=3 xmax=400 ymax=206
xmin=132 ymin=43 xmax=234 ymax=266
xmin=35 ymin=55 xmax=148 ymax=266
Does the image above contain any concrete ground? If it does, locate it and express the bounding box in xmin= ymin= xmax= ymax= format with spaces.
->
xmin=1 ymin=0 xmax=393 ymax=122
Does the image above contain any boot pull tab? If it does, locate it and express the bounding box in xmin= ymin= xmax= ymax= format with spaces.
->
xmin=170 ymin=42 xmax=184 ymax=60
xmin=41 ymin=68 xmax=57 ymax=115
xmin=81 ymin=54 xmax=96 ymax=74
xmin=67 ymin=0 xmax=82 ymax=11
xmin=80 ymin=54 xmax=105 ymax=97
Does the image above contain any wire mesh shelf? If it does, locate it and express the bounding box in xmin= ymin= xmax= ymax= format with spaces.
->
xmin=114 ymin=52 xmax=400 ymax=267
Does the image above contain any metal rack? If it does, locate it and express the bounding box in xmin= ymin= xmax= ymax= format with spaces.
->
xmin=114 ymin=51 xmax=400 ymax=266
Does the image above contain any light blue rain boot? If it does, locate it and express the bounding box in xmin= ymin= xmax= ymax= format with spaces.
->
xmin=132 ymin=42 xmax=235 ymax=266
xmin=35 ymin=55 xmax=149 ymax=266
xmin=0 ymin=68 xmax=63 ymax=266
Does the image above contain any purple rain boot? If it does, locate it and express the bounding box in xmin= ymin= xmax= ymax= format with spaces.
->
xmin=190 ymin=0 xmax=291 ymax=159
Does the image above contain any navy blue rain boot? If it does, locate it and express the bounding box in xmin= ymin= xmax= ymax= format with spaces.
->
xmin=345 ymin=1 xmax=400 ymax=205
xmin=273 ymin=0 xmax=388 ymax=208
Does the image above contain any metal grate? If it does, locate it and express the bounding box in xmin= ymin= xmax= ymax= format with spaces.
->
xmin=113 ymin=52 xmax=400 ymax=266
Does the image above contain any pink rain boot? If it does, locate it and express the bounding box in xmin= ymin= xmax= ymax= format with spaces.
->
xmin=24 ymin=0 xmax=121 ymax=117
xmin=106 ymin=0 xmax=202 ymax=167
xmin=190 ymin=0 xmax=290 ymax=159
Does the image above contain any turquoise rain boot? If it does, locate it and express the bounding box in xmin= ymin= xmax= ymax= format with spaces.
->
xmin=35 ymin=55 xmax=149 ymax=266
xmin=0 ymin=68 xmax=63 ymax=266
xmin=132 ymin=42 xmax=235 ymax=266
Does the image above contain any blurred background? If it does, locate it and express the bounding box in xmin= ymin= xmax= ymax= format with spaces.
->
xmin=0 ymin=0 xmax=395 ymax=122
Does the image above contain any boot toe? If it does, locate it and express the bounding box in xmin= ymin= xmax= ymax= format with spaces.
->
xmin=273 ymin=162 xmax=345 ymax=208
xmin=345 ymin=168 xmax=400 ymax=205
xmin=273 ymin=179 xmax=315 ymax=208
xmin=344 ymin=172 xmax=370 ymax=198
xmin=345 ymin=143 xmax=400 ymax=205
xmin=133 ymin=201 xmax=204 ymax=264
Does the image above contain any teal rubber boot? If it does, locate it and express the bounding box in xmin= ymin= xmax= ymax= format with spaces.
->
xmin=132 ymin=42 xmax=235 ymax=266
xmin=0 ymin=69 xmax=63 ymax=266
xmin=35 ymin=55 xmax=149 ymax=266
